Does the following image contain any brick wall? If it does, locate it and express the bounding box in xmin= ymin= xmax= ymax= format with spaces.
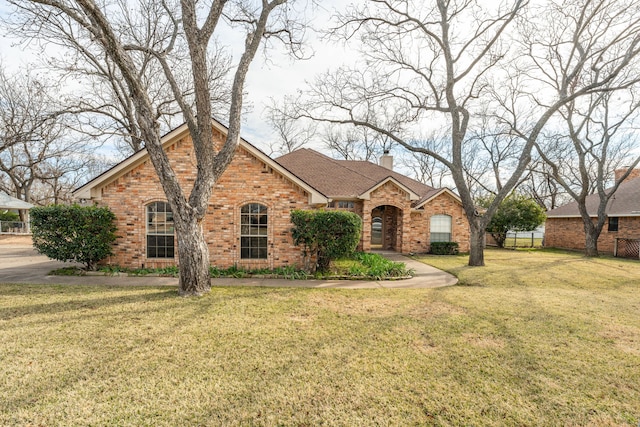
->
xmin=545 ymin=216 xmax=640 ymax=254
xmin=99 ymin=132 xmax=311 ymax=269
xmin=361 ymin=181 xmax=413 ymax=253
xmin=361 ymin=185 xmax=470 ymax=254
xmin=419 ymin=192 xmax=470 ymax=253
xmin=96 ymin=132 xmax=471 ymax=268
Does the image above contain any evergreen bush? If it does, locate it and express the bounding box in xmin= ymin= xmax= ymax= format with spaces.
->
xmin=291 ymin=210 xmax=362 ymax=272
xmin=430 ymin=241 xmax=459 ymax=255
xmin=31 ymin=204 xmax=117 ymax=270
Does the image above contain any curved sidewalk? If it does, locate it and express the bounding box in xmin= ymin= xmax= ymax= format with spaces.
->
xmin=0 ymin=245 xmax=457 ymax=289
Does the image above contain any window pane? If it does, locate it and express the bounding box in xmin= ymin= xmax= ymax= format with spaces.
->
xmin=430 ymin=215 xmax=452 ymax=243
xmin=430 ymin=232 xmax=451 ymax=243
xmin=240 ymin=204 xmax=268 ymax=259
xmin=146 ymin=202 xmax=175 ymax=258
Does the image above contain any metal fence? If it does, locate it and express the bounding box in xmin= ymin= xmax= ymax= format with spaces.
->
xmin=614 ymin=238 xmax=640 ymax=259
xmin=486 ymin=230 xmax=545 ymax=248
xmin=0 ymin=221 xmax=30 ymax=234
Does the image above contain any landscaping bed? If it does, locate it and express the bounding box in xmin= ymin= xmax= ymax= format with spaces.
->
xmin=49 ymin=252 xmax=414 ymax=281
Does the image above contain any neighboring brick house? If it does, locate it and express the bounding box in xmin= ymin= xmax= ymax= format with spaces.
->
xmin=73 ymin=121 xmax=469 ymax=269
xmin=545 ymin=168 xmax=640 ymax=254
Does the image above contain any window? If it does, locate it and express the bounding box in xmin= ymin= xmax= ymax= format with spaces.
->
xmin=241 ymin=203 xmax=268 ymax=259
xmin=608 ymin=217 xmax=619 ymax=232
xmin=337 ymin=201 xmax=355 ymax=209
xmin=430 ymin=214 xmax=452 ymax=243
xmin=146 ymin=201 xmax=174 ymax=258
xmin=329 ymin=201 xmax=355 ymax=209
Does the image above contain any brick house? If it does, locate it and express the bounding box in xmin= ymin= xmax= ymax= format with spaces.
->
xmin=545 ymin=168 xmax=640 ymax=254
xmin=73 ymin=121 xmax=469 ymax=269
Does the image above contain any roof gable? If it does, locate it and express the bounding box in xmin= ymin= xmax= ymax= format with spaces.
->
xmin=73 ymin=121 xmax=328 ymax=204
xmin=414 ymin=188 xmax=462 ymax=208
xmin=359 ymin=177 xmax=420 ymax=201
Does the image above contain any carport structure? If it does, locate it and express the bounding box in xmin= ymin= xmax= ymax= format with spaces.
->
xmin=0 ymin=192 xmax=33 ymax=233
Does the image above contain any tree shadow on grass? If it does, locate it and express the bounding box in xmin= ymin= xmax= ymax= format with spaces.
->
xmin=0 ymin=286 xmax=177 ymax=321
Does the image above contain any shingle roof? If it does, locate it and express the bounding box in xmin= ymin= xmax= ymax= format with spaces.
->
xmin=276 ymin=148 xmax=441 ymax=203
xmin=0 ymin=192 xmax=33 ymax=210
xmin=546 ymin=176 xmax=640 ymax=217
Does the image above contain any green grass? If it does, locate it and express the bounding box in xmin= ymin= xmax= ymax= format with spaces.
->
xmin=1 ymin=248 xmax=639 ymax=425
xmin=329 ymin=252 xmax=413 ymax=279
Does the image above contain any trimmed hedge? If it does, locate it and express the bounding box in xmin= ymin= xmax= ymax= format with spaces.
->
xmin=31 ymin=204 xmax=117 ymax=270
xmin=430 ymin=241 xmax=459 ymax=255
xmin=291 ymin=210 xmax=362 ymax=272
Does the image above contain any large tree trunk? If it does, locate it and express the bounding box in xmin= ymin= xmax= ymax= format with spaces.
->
xmin=584 ymin=229 xmax=599 ymax=257
xmin=174 ymin=216 xmax=211 ymax=296
xmin=579 ymin=204 xmax=605 ymax=258
xmin=468 ymin=223 xmax=486 ymax=266
xmin=582 ymin=213 xmax=606 ymax=258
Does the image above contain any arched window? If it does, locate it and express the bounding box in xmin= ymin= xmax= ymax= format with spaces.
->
xmin=430 ymin=214 xmax=452 ymax=243
xmin=146 ymin=201 xmax=174 ymax=258
xmin=241 ymin=203 xmax=267 ymax=259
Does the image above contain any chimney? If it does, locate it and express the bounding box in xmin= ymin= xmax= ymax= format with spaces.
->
xmin=380 ymin=150 xmax=393 ymax=170
xmin=614 ymin=167 xmax=640 ymax=183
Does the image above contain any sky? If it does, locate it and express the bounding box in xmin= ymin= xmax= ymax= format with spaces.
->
xmin=0 ymin=1 xmax=353 ymax=156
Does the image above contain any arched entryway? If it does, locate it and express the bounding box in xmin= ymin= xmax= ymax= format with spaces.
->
xmin=370 ymin=205 xmax=403 ymax=251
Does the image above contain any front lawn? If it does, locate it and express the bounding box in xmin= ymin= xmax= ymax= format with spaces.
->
xmin=1 ymin=248 xmax=638 ymax=425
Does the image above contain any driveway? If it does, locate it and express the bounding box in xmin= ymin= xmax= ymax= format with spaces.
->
xmin=0 ymin=239 xmax=457 ymax=289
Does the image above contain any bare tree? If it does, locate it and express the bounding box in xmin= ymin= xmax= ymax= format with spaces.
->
xmin=322 ymin=123 xmax=391 ymax=161
xmin=0 ymin=65 xmax=87 ymax=214
xmin=31 ymin=152 xmax=108 ymax=205
xmin=4 ymin=0 xmax=233 ymax=157
xmin=7 ymin=0 xmax=304 ymax=295
xmin=264 ymin=98 xmax=316 ymax=155
xmin=519 ymin=161 xmax=568 ymax=210
xmin=293 ymin=0 xmax=640 ymax=266
xmin=397 ymin=134 xmax=451 ymax=188
xmin=0 ymin=64 xmax=57 ymax=157
xmin=535 ymin=89 xmax=640 ymax=256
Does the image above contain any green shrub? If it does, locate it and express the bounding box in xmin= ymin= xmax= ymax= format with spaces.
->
xmin=327 ymin=252 xmax=413 ymax=279
xmin=291 ymin=210 xmax=362 ymax=273
xmin=0 ymin=211 xmax=21 ymax=232
xmin=477 ymin=194 xmax=546 ymax=248
xmin=430 ymin=242 xmax=459 ymax=255
xmin=0 ymin=211 xmax=20 ymax=222
xmin=31 ymin=205 xmax=117 ymax=270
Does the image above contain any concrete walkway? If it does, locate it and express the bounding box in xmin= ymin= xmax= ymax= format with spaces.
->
xmin=0 ymin=243 xmax=457 ymax=289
